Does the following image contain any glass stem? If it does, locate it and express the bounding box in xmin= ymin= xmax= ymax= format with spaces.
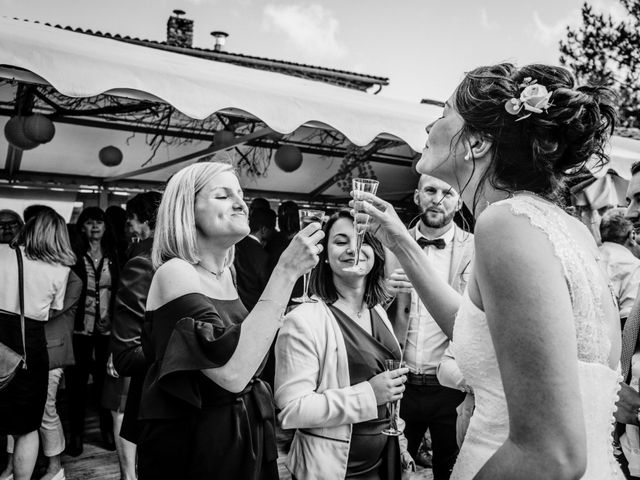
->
xmin=302 ymin=273 xmax=309 ymax=299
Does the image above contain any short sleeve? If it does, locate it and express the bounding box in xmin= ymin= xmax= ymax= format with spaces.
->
xmin=50 ymin=267 xmax=70 ymax=311
xmin=153 ymin=294 xmax=242 ymax=408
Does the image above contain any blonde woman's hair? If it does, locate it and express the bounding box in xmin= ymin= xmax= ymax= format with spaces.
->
xmin=15 ymin=207 xmax=76 ymax=266
xmin=152 ymin=162 xmax=237 ymax=269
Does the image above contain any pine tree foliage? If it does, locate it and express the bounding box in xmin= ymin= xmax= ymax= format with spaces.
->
xmin=559 ymin=1 xmax=640 ymax=128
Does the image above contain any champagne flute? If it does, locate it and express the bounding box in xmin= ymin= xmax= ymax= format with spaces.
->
xmin=344 ymin=178 xmax=379 ymax=273
xmin=291 ymin=208 xmax=325 ymax=303
xmin=382 ymin=359 xmax=406 ymax=436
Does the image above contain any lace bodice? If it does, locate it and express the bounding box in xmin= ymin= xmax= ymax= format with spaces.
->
xmin=507 ymin=196 xmax=612 ymax=364
xmin=451 ymin=195 xmax=623 ymax=479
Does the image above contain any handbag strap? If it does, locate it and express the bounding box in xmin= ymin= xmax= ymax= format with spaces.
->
xmin=13 ymin=245 xmax=27 ymax=369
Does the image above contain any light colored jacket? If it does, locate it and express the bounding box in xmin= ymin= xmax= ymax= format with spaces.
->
xmin=436 ymin=344 xmax=475 ymax=447
xmin=387 ymin=223 xmax=474 ymax=347
xmin=275 ymin=300 xmax=402 ymax=480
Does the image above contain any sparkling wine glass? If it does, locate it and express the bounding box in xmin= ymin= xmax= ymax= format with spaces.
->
xmin=344 ymin=178 xmax=379 ymax=273
xmin=382 ymin=359 xmax=406 ymax=436
xmin=291 ymin=208 xmax=325 ymax=303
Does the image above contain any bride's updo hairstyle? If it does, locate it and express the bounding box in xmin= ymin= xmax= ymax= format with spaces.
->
xmin=454 ymin=63 xmax=617 ymax=200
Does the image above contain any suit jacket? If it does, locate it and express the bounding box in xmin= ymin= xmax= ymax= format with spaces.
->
xmin=234 ymin=235 xmax=270 ymax=311
xmin=46 ymin=270 xmax=82 ymax=369
xmin=110 ymin=250 xmax=154 ymax=377
xmin=387 ymin=223 xmax=474 ymax=348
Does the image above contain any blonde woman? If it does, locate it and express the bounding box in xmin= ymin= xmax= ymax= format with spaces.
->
xmin=0 ymin=209 xmax=75 ymax=480
xmin=136 ymin=162 xmax=323 ymax=480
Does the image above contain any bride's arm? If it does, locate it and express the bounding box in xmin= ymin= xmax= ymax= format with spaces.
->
xmin=473 ymin=205 xmax=586 ymax=480
xmin=356 ymin=194 xmax=461 ymax=338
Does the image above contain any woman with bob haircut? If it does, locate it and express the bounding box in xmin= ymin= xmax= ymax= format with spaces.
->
xmin=0 ymin=208 xmax=74 ymax=480
xmin=136 ymin=161 xmax=323 ymax=480
xmin=275 ymin=210 xmax=412 ymax=480
xmin=353 ymin=63 xmax=621 ymax=479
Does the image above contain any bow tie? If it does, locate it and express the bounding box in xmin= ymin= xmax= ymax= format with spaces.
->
xmin=417 ymin=237 xmax=446 ymax=249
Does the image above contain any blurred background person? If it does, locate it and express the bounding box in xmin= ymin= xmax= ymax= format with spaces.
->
xmin=599 ymin=207 xmax=640 ymax=328
xmin=275 ymin=210 xmax=412 ymax=480
xmin=234 ymin=206 xmax=277 ymax=310
xmin=105 ymin=205 xmax=128 ymax=266
xmin=108 ymin=191 xmax=161 ymax=480
xmin=0 ymin=208 xmax=74 ymax=480
xmin=124 ymin=192 xmax=162 ymax=261
xmin=66 ymin=207 xmax=120 ymax=456
xmin=0 ymin=209 xmax=23 ymax=244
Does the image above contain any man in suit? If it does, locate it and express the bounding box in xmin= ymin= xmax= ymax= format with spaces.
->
xmin=234 ymin=207 xmax=276 ymax=311
xmin=387 ymin=174 xmax=474 ymax=480
xmin=616 ymin=162 xmax=640 ymax=479
xmin=107 ymin=191 xmax=161 ymax=479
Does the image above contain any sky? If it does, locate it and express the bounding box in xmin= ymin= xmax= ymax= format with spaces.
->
xmin=0 ymin=0 xmax=631 ymax=103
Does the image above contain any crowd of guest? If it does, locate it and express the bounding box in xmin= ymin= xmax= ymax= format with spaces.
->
xmin=2 ymin=162 xmax=639 ymax=480
xmin=0 ymin=61 xmax=639 ymax=480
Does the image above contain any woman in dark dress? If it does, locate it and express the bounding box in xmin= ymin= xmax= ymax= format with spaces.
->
xmin=275 ymin=210 xmax=413 ymax=480
xmin=136 ymin=162 xmax=323 ymax=480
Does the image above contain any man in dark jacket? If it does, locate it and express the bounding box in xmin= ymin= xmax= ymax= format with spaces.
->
xmin=234 ymin=207 xmax=276 ymax=310
xmin=109 ymin=191 xmax=161 ymax=456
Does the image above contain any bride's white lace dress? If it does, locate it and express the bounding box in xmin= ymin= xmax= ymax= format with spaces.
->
xmin=451 ymin=196 xmax=624 ymax=479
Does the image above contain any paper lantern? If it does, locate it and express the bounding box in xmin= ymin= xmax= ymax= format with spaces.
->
xmin=4 ymin=116 xmax=38 ymax=150
xmin=213 ymin=130 xmax=235 ymax=149
xmin=24 ymin=114 xmax=55 ymax=144
xmin=99 ymin=146 xmax=123 ymax=167
xmin=274 ymin=145 xmax=302 ymax=172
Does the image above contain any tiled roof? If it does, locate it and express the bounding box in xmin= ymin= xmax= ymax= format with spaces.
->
xmin=16 ymin=18 xmax=389 ymax=92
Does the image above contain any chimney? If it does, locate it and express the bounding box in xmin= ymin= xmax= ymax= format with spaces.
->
xmin=210 ymin=31 xmax=229 ymax=52
xmin=167 ymin=9 xmax=193 ymax=48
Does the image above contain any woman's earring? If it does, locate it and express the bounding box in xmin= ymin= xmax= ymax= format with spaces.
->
xmin=464 ymin=149 xmax=472 ymax=161
xmin=324 ymin=259 xmax=329 ymax=263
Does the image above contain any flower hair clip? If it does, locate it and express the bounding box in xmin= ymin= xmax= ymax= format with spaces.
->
xmin=504 ymin=77 xmax=552 ymax=121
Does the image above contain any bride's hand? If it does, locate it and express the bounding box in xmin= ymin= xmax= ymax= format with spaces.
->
xmin=349 ymin=191 xmax=409 ymax=252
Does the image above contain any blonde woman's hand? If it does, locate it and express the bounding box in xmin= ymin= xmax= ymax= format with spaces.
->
xmin=368 ymin=367 xmax=409 ymax=405
xmin=349 ymin=192 xmax=409 ymax=252
xmin=276 ymin=222 xmax=325 ymax=279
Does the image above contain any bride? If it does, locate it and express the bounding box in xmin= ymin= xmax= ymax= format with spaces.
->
xmin=355 ymin=63 xmax=622 ymax=479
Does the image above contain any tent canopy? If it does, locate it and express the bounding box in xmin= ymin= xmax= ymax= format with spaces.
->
xmin=1 ymin=16 xmax=640 ymax=206
xmin=0 ymin=16 xmax=442 ymax=204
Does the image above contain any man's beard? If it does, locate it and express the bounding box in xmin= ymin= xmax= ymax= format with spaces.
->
xmin=420 ymin=210 xmax=455 ymax=229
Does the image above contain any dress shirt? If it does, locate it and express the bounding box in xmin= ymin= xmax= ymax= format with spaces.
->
xmin=621 ymin=351 xmax=640 ymax=477
xmin=404 ymin=225 xmax=455 ymax=375
xmin=599 ymin=242 xmax=640 ymax=319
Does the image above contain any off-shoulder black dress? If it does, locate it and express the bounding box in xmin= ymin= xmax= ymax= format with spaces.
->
xmin=137 ymin=293 xmax=278 ymax=480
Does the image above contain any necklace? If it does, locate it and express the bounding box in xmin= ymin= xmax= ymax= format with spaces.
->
xmin=198 ymin=263 xmax=226 ymax=278
xmin=339 ymin=301 xmax=366 ymax=320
